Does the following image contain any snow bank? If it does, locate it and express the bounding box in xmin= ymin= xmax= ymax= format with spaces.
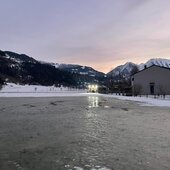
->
xmin=105 ymin=94 xmax=170 ymax=107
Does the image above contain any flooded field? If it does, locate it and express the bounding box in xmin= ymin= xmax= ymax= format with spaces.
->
xmin=0 ymin=95 xmax=170 ymax=170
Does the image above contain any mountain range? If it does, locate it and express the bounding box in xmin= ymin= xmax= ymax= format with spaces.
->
xmin=0 ymin=50 xmax=106 ymax=87
xmin=107 ymin=58 xmax=170 ymax=80
xmin=47 ymin=62 xmax=105 ymax=77
xmin=1 ymin=49 xmax=170 ymax=86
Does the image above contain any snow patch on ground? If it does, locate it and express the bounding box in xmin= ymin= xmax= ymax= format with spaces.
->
xmin=105 ymin=94 xmax=170 ymax=107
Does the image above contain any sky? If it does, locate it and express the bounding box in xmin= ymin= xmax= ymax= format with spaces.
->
xmin=1 ymin=0 xmax=170 ymax=73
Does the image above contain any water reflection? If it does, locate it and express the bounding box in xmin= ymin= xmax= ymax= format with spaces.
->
xmin=64 ymin=164 xmax=111 ymax=170
xmin=80 ymin=96 xmax=111 ymax=169
xmin=88 ymin=96 xmax=99 ymax=108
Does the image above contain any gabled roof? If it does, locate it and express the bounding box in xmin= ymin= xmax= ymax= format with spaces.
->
xmin=132 ymin=65 xmax=170 ymax=76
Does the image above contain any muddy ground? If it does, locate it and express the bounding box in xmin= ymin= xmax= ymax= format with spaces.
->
xmin=0 ymin=95 xmax=170 ymax=170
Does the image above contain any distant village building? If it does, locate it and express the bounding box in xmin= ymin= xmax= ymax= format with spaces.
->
xmin=131 ymin=65 xmax=170 ymax=95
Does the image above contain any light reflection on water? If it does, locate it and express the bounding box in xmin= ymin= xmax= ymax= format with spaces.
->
xmin=64 ymin=165 xmax=111 ymax=170
xmin=66 ymin=96 xmax=111 ymax=170
xmin=88 ymin=96 xmax=99 ymax=108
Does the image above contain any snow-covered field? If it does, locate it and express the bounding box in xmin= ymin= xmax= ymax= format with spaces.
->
xmin=0 ymin=83 xmax=87 ymax=97
xmin=0 ymin=83 xmax=170 ymax=107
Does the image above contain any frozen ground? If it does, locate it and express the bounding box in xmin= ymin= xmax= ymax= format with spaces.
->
xmin=0 ymin=95 xmax=170 ymax=170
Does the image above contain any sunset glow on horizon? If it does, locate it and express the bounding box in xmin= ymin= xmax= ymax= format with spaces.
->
xmin=1 ymin=0 xmax=170 ymax=73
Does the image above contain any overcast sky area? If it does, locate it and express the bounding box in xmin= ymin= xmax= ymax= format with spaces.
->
xmin=1 ymin=0 xmax=170 ymax=73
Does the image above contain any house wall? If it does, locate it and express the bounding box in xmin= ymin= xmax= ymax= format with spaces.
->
xmin=132 ymin=66 xmax=170 ymax=95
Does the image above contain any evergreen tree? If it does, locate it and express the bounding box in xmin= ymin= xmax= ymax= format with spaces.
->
xmin=0 ymin=76 xmax=4 ymax=90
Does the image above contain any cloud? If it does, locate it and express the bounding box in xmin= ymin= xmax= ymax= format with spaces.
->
xmin=1 ymin=0 xmax=170 ymax=73
xmin=124 ymin=0 xmax=149 ymax=12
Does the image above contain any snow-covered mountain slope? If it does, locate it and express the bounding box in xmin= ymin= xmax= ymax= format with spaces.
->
xmin=41 ymin=61 xmax=105 ymax=77
xmin=107 ymin=62 xmax=138 ymax=78
xmin=139 ymin=58 xmax=170 ymax=70
xmin=1 ymin=50 xmax=105 ymax=78
xmin=0 ymin=50 xmax=79 ymax=86
xmin=40 ymin=62 xmax=106 ymax=77
xmin=4 ymin=51 xmax=37 ymax=63
xmin=57 ymin=64 xmax=105 ymax=77
xmin=107 ymin=58 xmax=170 ymax=79
xmin=0 ymin=50 xmax=106 ymax=86
xmin=1 ymin=49 xmax=170 ymax=83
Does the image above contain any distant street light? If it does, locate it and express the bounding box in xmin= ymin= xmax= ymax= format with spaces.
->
xmin=88 ymin=84 xmax=98 ymax=93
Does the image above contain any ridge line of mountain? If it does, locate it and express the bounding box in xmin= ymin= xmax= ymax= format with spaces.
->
xmin=1 ymin=49 xmax=170 ymax=79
